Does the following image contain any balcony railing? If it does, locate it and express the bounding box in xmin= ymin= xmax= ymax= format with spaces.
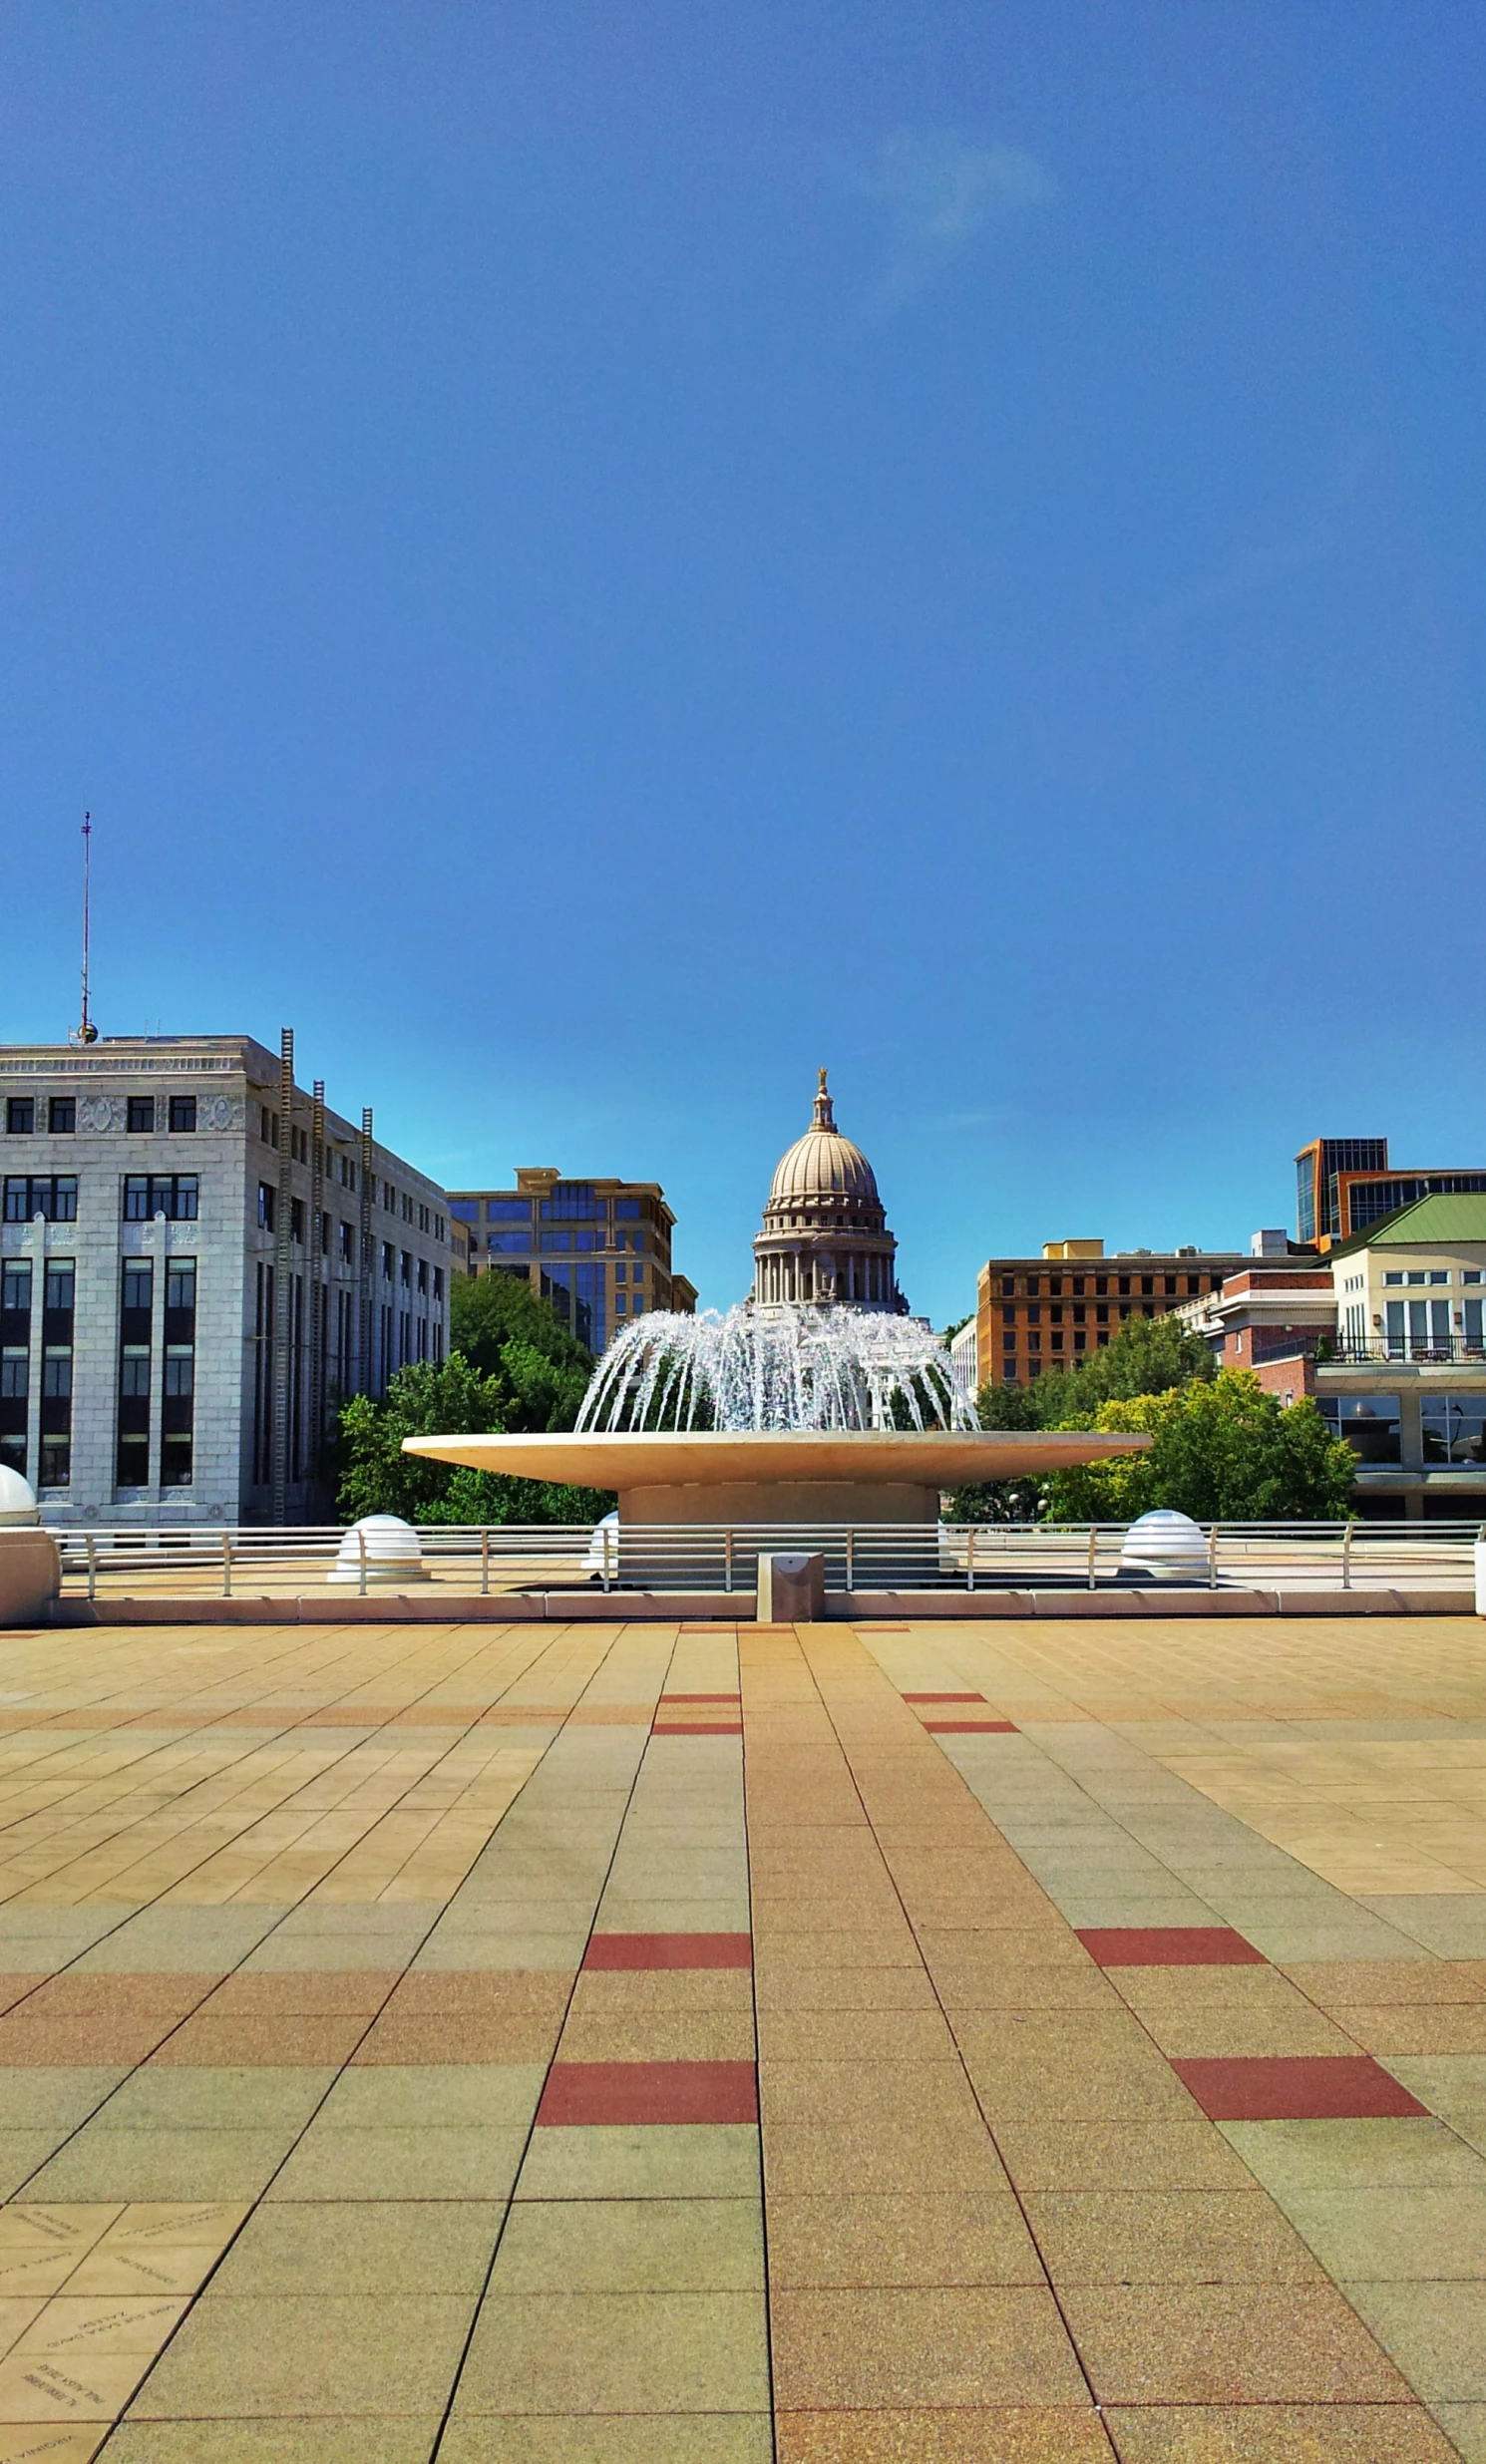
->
xmin=1319 ymin=1341 xmax=1486 ymax=1367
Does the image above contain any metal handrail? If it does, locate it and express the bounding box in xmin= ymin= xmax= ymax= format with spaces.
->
xmin=43 ymin=1517 xmax=1483 ymax=1601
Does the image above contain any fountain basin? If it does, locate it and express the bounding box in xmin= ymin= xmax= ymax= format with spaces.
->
xmin=401 ymin=1427 xmax=1151 ymax=1526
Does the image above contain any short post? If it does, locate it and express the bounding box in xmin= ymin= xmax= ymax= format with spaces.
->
xmin=358 ymin=1526 xmax=367 ymax=1598
xmin=221 ymin=1532 xmax=232 ymax=1598
xmin=723 ymin=1529 xmax=734 ymax=1595
xmin=1087 ymin=1526 xmax=1098 ymax=1591
xmin=85 ymin=1534 xmax=97 ymax=1602
xmin=1208 ymin=1524 xmax=1219 ymax=1591
xmin=966 ymin=1527 xmax=976 ymax=1593
xmin=845 ymin=1529 xmax=855 ymax=1593
xmin=481 ymin=1528 xmax=490 ymax=1597
xmin=1341 ymin=1521 xmax=1352 ymax=1591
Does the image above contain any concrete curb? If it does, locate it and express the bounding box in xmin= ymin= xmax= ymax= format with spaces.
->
xmin=36 ymin=1584 xmax=1477 ymax=1626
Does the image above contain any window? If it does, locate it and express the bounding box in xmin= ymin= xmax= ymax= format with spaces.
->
xmin=127 ymin=1097 xmax=155 ymax=1134
xmin=1001 ymin=1331 xmax=1016 ymax=1352
xmin=5 ymin=1099 xmax=34 ymax=1135
xmin=120 ymin=1348 xmax=151 ymax=1397
xmin=5 ymin=1176 xmax=78 ymax=1222
xmin=124 ymin=1175 xmax=196 ymax=1221
xmin=1318 ymin=1394 xmax=1402 ymax=1465
xmin=1464 ymin=1269 xmax=1483 ymax=1285
xmin=169 ymin=1096 xmax=196 ymax=1134
xmin=418 ymin=1204 xmax=430 ymax=1233
xmin=383 ymin=1182 xmax=395 ymax=1210
xmin=122 ymin=1260 xmax=153 ymax=1311
xmin=289 ymin=1197 xmax=305 ymax=1243
xmin=48 ymin=1098 xmax=75 ymax=1134
xmin=40 ymin=1437 xmax=70 ymax=1487
xmin=1096 ymin=1277 xmax=1108 ymax=1296
xmin=257 ymin=1184 xmax=275 ymax=1232
xmin=1000 ymin=1275 xmax=1014 ymax=1297
xmin=1 ymin=1264 xmax=30 ymax=1315
xmin=381 ymin=1242 xmax=394 ymax=1280
xmin=1 ymin=1352 xmax=26 ymax=1399
xmin=1164 ymin=1276 xmax=1177 ymax=1295
xmin=164 ymin=1349 xmax=193 ymax=1398
xmin=450 ymin=1200 xmax=479 ymax=1224
xmin=487 ymin=1199 xmax=532 ymax=1222
xmin=1025 ymin=1305 xmax=1040 ymax=1326
xmin=434 ymin=1215 xmax=445 ymax=1242
xmin=1001 ymin=1305 xmax=1015 ymax=1325
xmin=1421 ymin=1395 xmax=1486 ymax=1466
xmin=433 ymin=1267 xmax=444 ymax=1302
xmin=613 ymin=1198 xmax=640 ymax=1221
xmin=44 ymin=1263 xmax=74 ymax=1313
xmin=339 ymin=1221 xmax=353 ymax=1262
xmin=417 ymin=1258 xmax=428 ymax=1295
xmin=1141 ymin=1277 xmax=1154 ymax=1296
xmin=489 ymin=1231 xmax=531 ymax=1253
xmin=400 ymin=1251 xmax=411 ymax=1287
xmin=614 ymin=1263 xmax=626 ymax=1283
xmin=42 ymin=1352 xmax=72 ymax=1399
xmin=1118 ymin=1276 xmax=1130 ymax=1295
xmin=541 ymin=1230 xmax=572 ymax=1253
xmin=166 ymin=1259 xmax=195 ymax=1312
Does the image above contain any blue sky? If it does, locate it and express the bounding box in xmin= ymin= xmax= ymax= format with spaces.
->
xmin=4 ymin=3 xmax=1484 ymax=1321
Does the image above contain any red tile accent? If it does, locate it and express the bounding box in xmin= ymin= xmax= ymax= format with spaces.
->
xmin=921 ymin=1719 xmax=1017 ymax=1734
xmin=903 ymin=1691 xmax=986 ymax=1702
xmin=652 ymin=1721 xmax=744 ymax=1736
xmin=1174 ymin=2054 xmax=1429 ymax=2121
xmin=1079 ymin=1928 xmax=1268 ymax=1968
xmin=537 ymin=2059 xmax=759 ymax=2126
xmin=583 ymin=1933 xmax=753 ymax=1972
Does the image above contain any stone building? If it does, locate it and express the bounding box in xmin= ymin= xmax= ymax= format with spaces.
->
xmin=447 ymin=1169 xmax=693 ymax=1353
xmin=0 ymin=1033 xmax=450 ymax=1525
xmin=971 ymin=1237 xmax=1247 ymax=1392
xmin=753 ymin=1073 xmax=904 ymax=1313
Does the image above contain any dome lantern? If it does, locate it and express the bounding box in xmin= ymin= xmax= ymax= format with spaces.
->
xmin=752 ymin=1071 xmax=903 ymax=1314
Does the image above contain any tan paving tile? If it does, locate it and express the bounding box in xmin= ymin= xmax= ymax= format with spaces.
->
xmin=491 ymin=2199 xmax=763 ymax=2293
xmin=775 ymin=2409 xmax=1116 ymax=2461
xmin=766 ymin=2191 xmax=1042 ymax=2287
xmin=455 ymin=2287 xmax=768 ymax=2413
xmin=770 ymin=2285 xmax=1088 ymax=2407
xmin=440 ymin=2420 xmax=773 ymax=2463
xmin=1102 ymin=2405 xmax=1459 ymax=2461
xmin=105 ymin=2426 xmax=439 ymax=2463
xmin=1062 ymin=2283 xmax=1412 ymax=2402
xmin=127 ymin=2291 xmax=476 ymax=2416
xmin=1022 ymin=2189 xmax=1326 ymax=2284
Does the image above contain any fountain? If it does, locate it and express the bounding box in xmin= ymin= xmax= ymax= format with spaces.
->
xmin=404 ymin=1074 xmax=1150 ymax=1548
xmin=405 ymin=1300 xmax=1148 ymax=1528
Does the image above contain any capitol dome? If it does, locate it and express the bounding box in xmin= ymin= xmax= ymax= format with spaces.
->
xmin=753 ymin=1072 xmax=902 ymax=1313
xmin=769 ymin=1076 xmax=881 ymax=1206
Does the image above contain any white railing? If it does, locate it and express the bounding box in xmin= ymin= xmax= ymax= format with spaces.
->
xmin=47 ymin=1519 xmax=1484 ymax=1601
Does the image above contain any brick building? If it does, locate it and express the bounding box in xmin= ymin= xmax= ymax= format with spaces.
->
xmin=972 ymin=1238 xmax=1247 ymax=1393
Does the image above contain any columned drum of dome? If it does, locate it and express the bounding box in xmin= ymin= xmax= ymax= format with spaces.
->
xmin=753 ymin=1069 xmax=901 ymax=1312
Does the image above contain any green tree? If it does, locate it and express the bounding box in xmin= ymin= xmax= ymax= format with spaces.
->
xmin=331 ymin=1276 xmax=612 ymax=1526
xmin=945 ymin=1378 xmax=1046 ymax=1523
xmin=1042 ymin=1369 xmax=1356 ymax=1523
xmin=1025 ymin=1313 xmax=1215 ymax=1429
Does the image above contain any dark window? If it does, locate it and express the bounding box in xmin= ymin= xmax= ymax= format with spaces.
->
xmin=290 ymin=1197 xmax=305 ymax=1243
xmin=1421 ymin=1395 xmax=1486 ymax=1467
xmin=1072 ymin=1278 xmax=1084 ymax=1296
xmin=122 ymin=1260 xmax=153 ymax=1311
xmin=1185 ymin=1275 xmax=1200 ymax=1295
xmin=613 ymin=1198 xmax=641 ymax=1220
xmin=1073 ymin=1304 xmax=1086 ymax=1323
xmin=1001 ymin=1305 xmax=1015 ymax=1325
xmin=1026 ymin=1305 xmax=1040 ymax=1326
xmin=116 ymin=1433 xmax=149 ymax=1486
xmin=163 ymin=1350 xmax=193 ymax=1398
xmin=1049 ymin=1277 xmax=1063 ymax=1297
xmin=44 ymin=1263 xmax=74 ymax=1312
xmin=0 ymin=1351 xmax=26 ymax=1400
xmin=1074 ymin=1331 xmax=1087 ymax=1351
xmin=169 ymin=1095 xmax=196 ymax=1133
xmin=1 ymin=1263 xmax=31 ymax=1312
xmin=433 ymin=1266 xmax=444 ymax=1302
xmin=127 ymin=1097 xmax=155 ymax=1134
xmin=1164 ymin=1275 xmax=1177 ymax=1296
xmin=5 ymin=1176 xmax=78 ymax=1222
xmin=42 ymin=1352 xmax=72 ymax=1399
xmin=450 ymin=1200 xmax=480 ymax=1223
xmin=1096 ymin=1303 xmax=1109 ymax=1324
xmin=257 ymin=1185 xmax=274 ymax=1232
xmin=1118 ymin=1276 xmax=1131 ymax=1295
xmin=1095 ymin=1277 xmax=1108 ymax=1296
xmin=400 ymin=1250 xmax=411 ymax=1287
xmin=337 ymin=1221 xmax=351 ymax=1262
xmin=1319 ymin=1394 xmax=1402 ymax=1465
xmin=48 ymin=1098 xmax=75 ymax=1134
xmin=1209 ymin=1274 xmax=1223 ymax=1291
xmin=1141 ymin=1276 xmax=1154 ymax=1295
xmin=486 ymin=1199 xmax=533 ymax=1222
xmin=5 ymin=1099 xmax=34 ymax=1136
xmin=161 ymin=1431 xmax=192 ymax=1485
xmin=1026 ymin=1275 xmax=1041 ymax=1297
xmin=381 ymin=1242 xmax=394 ymax=1280
xmin=166 ymin=1260 xmax=195 ymax=1312
xmin=120 ymin=1349 xmax=151 ymax=1398
xmin=1002 ymin=1331 xmax=1016 ymax=1351
xmin=125 ymin=1176 xmax=197 ymax=1222
xmin=1050 ymin=1304 xmax=1063 ymax=1323
xmin=40 ymin=1436 xmax=70 ymax=1486
xmin=1000 ymin=1275 xmax=1014 ymax=1296
xmin=417 ymin=1258 xmax=429 ymax=1295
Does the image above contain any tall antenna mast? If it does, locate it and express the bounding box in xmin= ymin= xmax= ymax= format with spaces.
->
xmin=71 ymin=814 xmax=98 ymax=1045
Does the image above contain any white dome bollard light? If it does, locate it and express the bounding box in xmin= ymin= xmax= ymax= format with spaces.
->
xmin=328 ymin=1515 xmax=431 ymax=1592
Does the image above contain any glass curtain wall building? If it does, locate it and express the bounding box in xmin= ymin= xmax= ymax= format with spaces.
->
xmin=447 ymin=1170 xmax=694 ymax=1352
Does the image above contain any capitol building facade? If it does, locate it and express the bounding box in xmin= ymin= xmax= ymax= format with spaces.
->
xmin=752 ymin=1072 xmax=905 ymax=1315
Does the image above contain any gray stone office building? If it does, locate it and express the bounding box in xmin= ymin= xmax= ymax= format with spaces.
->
xmin=0 ymin=1033 xmax=451 ymax=1525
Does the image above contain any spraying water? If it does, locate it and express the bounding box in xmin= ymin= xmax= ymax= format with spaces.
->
xmin=576 ymin=1303 xmax=976 ymax=1434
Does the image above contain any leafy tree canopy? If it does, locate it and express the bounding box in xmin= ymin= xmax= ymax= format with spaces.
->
xmin=332 ymin=1275 xmax=611 ymax=1526
xmin=1041 ymin=1369 xmax=1356 ymax=1524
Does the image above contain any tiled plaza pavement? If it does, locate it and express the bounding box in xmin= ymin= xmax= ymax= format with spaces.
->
xmin=0 ymin=1616 xmax=1483 ymax=2456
